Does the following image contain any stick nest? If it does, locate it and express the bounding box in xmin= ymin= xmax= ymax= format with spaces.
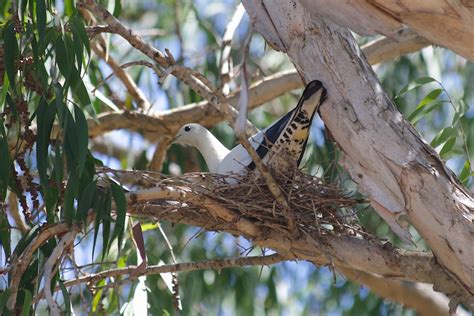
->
xmin=103 ymin=166 xmax=368 ymax=239
xmin=209 ymin=169 xmax=367 ymax=237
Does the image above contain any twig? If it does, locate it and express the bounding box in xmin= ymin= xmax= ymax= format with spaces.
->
xmin=174 ymin=0 xmax=184 ymax=62
xmin=90 ymin=30 xmax=152 ymax=110
xmin=7 ymin=25 xmax=431 ymax=156
xmin=7 ymin=223 xmax=74 ymax=310
xmin=86 ymin=25 xmax=167 ymax=38
xmin=78 ymin=1 xmax=170 ymax=66
xmin=148 ymin=135 xmax=173 ymax=172
xmin=157 ymin=223 xmax=182 ymax=311
xmin=43 ymin=230 xmax=77 ymax=316
xmin=128 ymin=186 xmax=260 ymax=237
xmin=33 ymin=254 xmax=285 ymax=303
xmin=219 ymin=3 xmax=246 ymax=87
xmin=234 ymin=28 xmax=296 ymax=233
xmin=78 ymin=0 xmax=258 ymax=136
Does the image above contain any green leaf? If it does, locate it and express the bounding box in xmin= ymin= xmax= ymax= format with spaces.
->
xmin=459 ymin=160 xmax=471 ymax=184
xmin=71 ymin=71 xmax=92 ymax=110
xmin=0 ymin=72 xmax=9 ymax=107
xmin=3 ymin=22 xmax=18 ymax=86
xmin=92 ymin=192 xmax=106 ymax=260
xmin=0 ymin=209 xmax=11 ymax=259
xmin=20 ymin=290 xmax=32 ymax=316
xmin=12 ymin=224 xmax=40 ymax=258
xmin=101 ymin=192 xmax=112 ymax=260
xmin=5 ymin=94 xmax=18 ymax=122
xmin=113 ymin=0 xmax=122 ymax=17
xmin=69 ymin=15 xmax=90 ymax=56
xmin=20 ymin=0 xmax=29 ymax=22
xmin=64 ymin=0 xmax=75 ymax=16
xmin=88 ymin=83 xmax=120 ymax=112
xmin=452 ymin=111 xmax=464 ymax=126
xmin=111 ymin=182 xmax=126 ymax=250
xmin=396 ymin=77 xmax=438 ymax=99
xmin=55 ymin=37 xmax=71 ymax=78
xmin=459 ymin=100 xmax=468 ymax=114
xmin=36 ymin=0 xmax=46 ymax=45
xmin=0 ymin=288 xmax=12 ymax=312
xmin=36 ymin=98 xmax=57 ymax=186
xmin=63 ymin=172 xmax=78 ymax=226
xmin=408 ymin=100 xmax=446 ymax=124
xmin=53 ymin=143 xmax=63 ymax=186
xmin=77 ymin=180 xmax=97 ymax=223
xmin=18 ymin=258 xmax=39 ymax=295
xmin=417 ymin=89 xmax=443 ymax=108
xmin=430 ymin=127 xmax=457 ymax=148
xmin=44 ymin=143 xmax=61 ymax=222
xmin=0 ymin=135 xmax=10 ymax=200
xmin=40 ymin=26 xmax=58 ymax=53
xmin=439 ymin=137 xmax=456 ymax=158
xmin=71 ymin=30 xmax=84 ymax=74
xmin=63 ymin=112 xmax=79 ymax=172
xmin=91 ymin=280 xmax=105 ymax=312
xmin=73 ymin=105 xmax=89 ymax=173
xmin=59 ymin=280 xmax=72 ymax=316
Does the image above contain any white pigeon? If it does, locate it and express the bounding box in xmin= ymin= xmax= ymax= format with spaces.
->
xmin=173 ymin=80 xmax=327 ymax=175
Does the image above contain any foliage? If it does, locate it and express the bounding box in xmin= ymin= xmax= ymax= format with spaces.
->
xmin=0 ymin=0 xmax=472 ymax=315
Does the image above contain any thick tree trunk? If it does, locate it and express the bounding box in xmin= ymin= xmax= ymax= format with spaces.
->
xmin=242 ymin=0 xmax=473 ymax=302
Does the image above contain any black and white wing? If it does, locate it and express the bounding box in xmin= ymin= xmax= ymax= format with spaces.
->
xmin=217 ymin=80 xmax=327 ymax=174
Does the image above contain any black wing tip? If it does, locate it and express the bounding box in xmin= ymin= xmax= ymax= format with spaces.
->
xmin=303 ymin=80 xmax=327 ymax=103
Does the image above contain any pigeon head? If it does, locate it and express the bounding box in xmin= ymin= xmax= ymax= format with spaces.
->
xmin=172 ymin=123 xmax=230 ymax=173
xmin=173 ymin=123 xmax=208 ymax=146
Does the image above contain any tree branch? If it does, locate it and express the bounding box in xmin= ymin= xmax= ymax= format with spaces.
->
xmin=34 ymin=254 xmax=285 ymax=303
xmin=338 ymin=266 xmax=468 ymax=316
xmin=299 ymin=0 xmax=473 ymax=61
xmin=9 ymin=26 xmax=431 ymax=158
xmin=79 ymin=0 xmax=430 ymax=140
xmin=126 ymin=185 xmax=448 ymax=284
xmin=241 ymin=0 xmax=473 ymax=304
xmin=7 ymin=223 xmax=80 ymax=310
xmin=90 ymin=40 xmax=152 ymax=109
xmin=43 ymin=230 xmax=77 ymax=316
xmin=361 ymin=28 xmax=430 ymax=65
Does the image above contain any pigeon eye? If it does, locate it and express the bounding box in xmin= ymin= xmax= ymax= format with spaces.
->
xmin=184 ymin=126 xmax=191 ymax=132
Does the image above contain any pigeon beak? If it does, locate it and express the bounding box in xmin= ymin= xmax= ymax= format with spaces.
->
xmin=171 ymin=135 xmax=180 ymax=144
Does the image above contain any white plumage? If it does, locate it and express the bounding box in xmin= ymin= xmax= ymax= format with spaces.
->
xmin=173 ymin=80 xmax=327 ymax=175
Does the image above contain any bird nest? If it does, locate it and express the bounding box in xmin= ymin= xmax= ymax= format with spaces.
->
xmin=103 ymin=166 xmax=368 ymax=239
xmin=209 ymin=169 xmax=367 ymax=237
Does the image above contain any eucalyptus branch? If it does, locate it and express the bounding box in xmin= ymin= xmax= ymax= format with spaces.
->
xmin=33 ymin=254 xmax=285 ymax=303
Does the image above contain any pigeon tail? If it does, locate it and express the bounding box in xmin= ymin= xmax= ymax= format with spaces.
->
xmin=248 ymin=80 xmax=327 ymax=170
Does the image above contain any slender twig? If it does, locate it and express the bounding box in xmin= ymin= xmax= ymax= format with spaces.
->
xmin=43 ymin=230 xmax=77 ymax=316
xmin=234 ymin=27 xmax=296 ymax=232
xmin=86 ymin=25 xmax=167 ymax=37
xmin=78 ymin=0 xmax=258 ymax=136
xmin=219 ymin=3 xmax=246 ymax=87
xmin=128 ymin=186 xmax=260 ymax=237
xmin=7 ymin=223 xmax=76 ymax=310
xmin=33 ymin=254 xmax=285 ymax=303
xmin=90 ymin=32 xmax=152 ymax=110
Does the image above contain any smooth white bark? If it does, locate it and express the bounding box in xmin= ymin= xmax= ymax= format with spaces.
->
xmin=242 ymin=0 xmax=473 ymax=301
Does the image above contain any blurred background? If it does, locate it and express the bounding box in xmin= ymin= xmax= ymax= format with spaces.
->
xmin=1 ymin=0 xmax=472 ymax=314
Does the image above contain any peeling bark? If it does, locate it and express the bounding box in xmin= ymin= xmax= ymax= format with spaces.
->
xmin=242 ymin=0 xmax=473 ymax=301
xmin=299 ymin=0 xmax=474 ymax=61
